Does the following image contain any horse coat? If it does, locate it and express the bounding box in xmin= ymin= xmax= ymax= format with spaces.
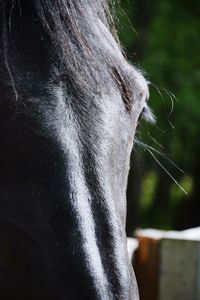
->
xmin=0 ymin=1 xmax=150 ymax=299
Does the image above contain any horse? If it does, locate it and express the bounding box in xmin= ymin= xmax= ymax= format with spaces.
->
xmin=0 ymin=1 xmax=152 ymax=299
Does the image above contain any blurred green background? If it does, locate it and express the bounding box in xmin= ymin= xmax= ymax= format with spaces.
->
xmin=115 ymin=0 xmax=200 ymax=235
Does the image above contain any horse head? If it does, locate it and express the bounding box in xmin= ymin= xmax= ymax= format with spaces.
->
xmin=0 ymin=1 xmax=152 ymax=299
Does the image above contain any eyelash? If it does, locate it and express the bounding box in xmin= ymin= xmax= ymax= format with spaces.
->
xmin=139 ymin=105 xmax=156 ymax=124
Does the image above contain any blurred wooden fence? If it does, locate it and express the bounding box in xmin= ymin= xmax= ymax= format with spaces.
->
xmin=128 ymin=227 xmax=200 ymax=300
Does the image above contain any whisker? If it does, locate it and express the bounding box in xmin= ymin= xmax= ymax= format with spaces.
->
xmin=140 ymin=130 xmax=164 ymax=150
xmin=145 ymin=148 xmax=187 ymax=195
xmin=164 ymin=89 xmax=175 ymax=119
xmin=150 ymin=82 xmax=165 ymax=102
xmin=135 ymin=140 xmax=187 ymax=194
xmin=149 ymin=83 xmax=177 ymax=122
xmin=168 ymin=119 xmax=175 ymax=129
xmin=136 ymin=140 xmax=185 ymax=174
xmin=163 ymin=88 xmax=178 ymax=102
xmin=147 ymin=132 xmax=164 ymax=150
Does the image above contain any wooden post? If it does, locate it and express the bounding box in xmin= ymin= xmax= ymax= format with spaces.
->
xmin=134 ymin=228 xmax=200 ymax=300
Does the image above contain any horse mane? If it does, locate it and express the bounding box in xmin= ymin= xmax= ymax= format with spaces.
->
xmin=3 ymin=0 xmax=137 ymax=111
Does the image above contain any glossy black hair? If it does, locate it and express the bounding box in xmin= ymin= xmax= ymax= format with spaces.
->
xmin=2 ymin=0 xmax=139 ymax=110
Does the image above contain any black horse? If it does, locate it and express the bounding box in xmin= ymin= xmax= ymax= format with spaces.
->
xmin=0 ymin=1 xmax=152 ymax=299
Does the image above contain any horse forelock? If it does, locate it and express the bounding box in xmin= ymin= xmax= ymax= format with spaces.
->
xmin=34 ymin=1 xmax=128 ymax=93
xmin=2 ymin=0 xmax=145 ymax=112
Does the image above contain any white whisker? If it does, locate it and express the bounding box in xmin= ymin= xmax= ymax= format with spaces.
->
xmin=135 ymin=139 xmax=187 ymax=194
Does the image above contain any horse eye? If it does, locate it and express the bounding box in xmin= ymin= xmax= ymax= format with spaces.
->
xmin=139 ymin=105 xmax=156 ymax=124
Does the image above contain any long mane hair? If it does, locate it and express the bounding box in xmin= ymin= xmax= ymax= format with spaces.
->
xmin=2 ymin=0 xmax=137 ymax=111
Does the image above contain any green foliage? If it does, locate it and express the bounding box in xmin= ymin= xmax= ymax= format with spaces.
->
xmin=117 ymin=0 xmax=200 ymax=230
xmin=140 ymin=171 xmax=158 ymax=210
xmin=170 ymin=176 xmax=193 ymax=206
